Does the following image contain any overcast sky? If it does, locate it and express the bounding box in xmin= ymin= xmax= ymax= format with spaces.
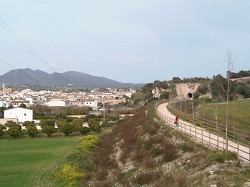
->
xmin=1 ymin=0 xmax=250 ymax=83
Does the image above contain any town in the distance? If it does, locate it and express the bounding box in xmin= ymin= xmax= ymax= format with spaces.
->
xmin=0 ymin=82 xmax=136 ymax=129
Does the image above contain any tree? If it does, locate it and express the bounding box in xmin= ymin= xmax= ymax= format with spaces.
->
xmin=160 ymin=91 xmax=170 ymax=100
xmin=26 ymin=125 xmax=38 ymax=137
xmin=42 ymin=126 xmax=57 ymax=137
xmin=23 ymin=121 xmax=34 ymax=127
xmin=39 ymin=119 xmax=55 ymax=127
xmin=89 ymin=123 xmax=101 ymax=133
xmin=172 ymin=77 xmax=182 ymax=83
xmin=57 ymin=119 xmax=74 ymax=136
xmin=5 ymin=121 xmax=19 ymax=128
xmin=225 ymin=50 xmax=236 ymax=152
xmin=0 ymin=107 xmax=6 ymax=118
xmin=8 ymin=105 xmax=13 ymax=109
xmin=79 ymin=126 xmax=90 ymax=135
xmin=7 ymin=124 xmax=21 ymax=138
xmin=32 ymin=105 xmax=52 ymax=118
xmin=19 ymin=104 xmax=27 ymax=108
xmin=0 ymin=124 xmax=6 ymax=136
xmin=210 ymin=74 xmax=227 ymax=100
xmin=72 ymin=118 xmax=84 ymax=131
xmin=193 ymin=84 xmax=210 ymax=99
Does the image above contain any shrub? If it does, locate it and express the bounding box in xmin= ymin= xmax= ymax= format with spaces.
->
xmin=22 ymin=121 xmax=34 ymax=127
xmin=26 ymin=125 xmax=38 ymax=137
xmin=207 ymin=151 xmax=237 ymax=164
xmin=89 ymin=123 xmax=101 ymax=133
xmin=66 ymin=149 xmax=91 ymax=170
xmin=133 ymin=172 xmax=160 ymax=186
xmin=150 ymin=146 xmax=162 ymax=157
xmin=0 ymin=124 xmax=6 ymax=136
xmin=71 ymin=118 xmax=84 ymax=131
xmin=162 ymin=140 xmax=178 ymax=162
xmin=179 ymin=142 xmax=195 ymax=153
xmin=77 ymin=135 xmax=100 ymax=153
xmin=131 ymin=150 xmax=147 ymax=162
xmin=55 ymin=164 xmax=84 ymax=182
xmin=39 ymin=119 xmax=55 ymax=127
xmin=4 ymin=121 xmax=18 ymax=128
xmin=42 ymin=126 xmax=57 ymax=137
xmin=79 ymin=126 xmax=90 ymax=135
xmin=142 ymin=156 xmax=155 ymax=168
xmin=7 ymin=125 xmax=21 ymax=138
xmin=58 ymin=122 xmax=74 ymax=136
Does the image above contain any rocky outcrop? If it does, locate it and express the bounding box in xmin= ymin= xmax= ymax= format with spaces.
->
xmin=175 ymin=83 xmax=200 ymax=100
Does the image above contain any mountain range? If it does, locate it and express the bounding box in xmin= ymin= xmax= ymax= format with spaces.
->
xmin=0 ymin=69 xmax=143 ymax=88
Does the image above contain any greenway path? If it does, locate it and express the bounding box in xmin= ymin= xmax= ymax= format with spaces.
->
xmin=157 ymin=102 xmax=250 ymax=163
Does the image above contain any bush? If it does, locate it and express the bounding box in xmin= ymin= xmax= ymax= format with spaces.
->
xmin=179 ymin=142 xmax=195 ymax=153
xmin=7 ymin=125 xmax=21 ymax=138
xmin=42 ymin=126 xmax=57 ymax=137
xmin=66 ymin=149 xmax=91 ymax=170
xmin=59 ymin=123 xmax=74 ymax=136
xmin=55 ymin=164 xmax=84 ymax=182
xmin=77 ymin=135 xmax=100 ymax=153
xmin=79 ymin=126 xmax=90 ymax=135
xmin=0 ymin=124 xmax=6 ymax=136
xmin=207 ymin=151 xmax=237 ymax=163
xmin=4 ymin=121 xmax=18 ymax=128
xmin=26 ymin=125 xmax=38 ymax=137
xmin=39 ymin=119 xmax=55 ymax=127
xmin=162 ymin=140 xmax=178 ymax=162
xmin=22 ymin=121 xmax=35 ymax=127
xmin=89 ymin=123 xmax=101 ymax=133
xmin=133 ymin=172 xmax=160 ymax=186
xmin=142 ymin=156 xmax=155 ymax=168
xmin=55 ymin=135 xmax=100 ymax=186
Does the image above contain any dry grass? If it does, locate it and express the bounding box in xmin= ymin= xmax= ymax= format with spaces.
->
xmin=82 ymin=104 xmax=250 ymax=186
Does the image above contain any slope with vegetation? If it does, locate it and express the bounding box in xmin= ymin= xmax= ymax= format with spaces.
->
xmin=81 ymin=104 xmax=250 ymax=186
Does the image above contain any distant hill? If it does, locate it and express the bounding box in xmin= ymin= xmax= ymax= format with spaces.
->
xmin=0 ymin=69 xmax=143 ymax=88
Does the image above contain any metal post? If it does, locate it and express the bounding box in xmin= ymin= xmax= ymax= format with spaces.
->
xmin=217 ymin=135 xmax=219 ymax=150
xmin=249 ymin=147 xmax=250 ymax=162
xmin=237 ymin=142 xmax=239 ymax=159
xmin=192 ymin=101 xmax=194 ymax=119
xmin=209 ymin=132 xmax=211 ymax=147
xmin=195 ymin=126 xmax=196 ymax=140
xmin=202 ymin=129 xmax=203 ymax=143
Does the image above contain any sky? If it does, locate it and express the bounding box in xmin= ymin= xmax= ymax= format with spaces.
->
xmin=0 ymin=0 xmax=250 ymax=83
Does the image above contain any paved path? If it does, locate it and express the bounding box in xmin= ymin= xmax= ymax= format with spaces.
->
xmin=157 ymin=102 xmax=250 ymax=163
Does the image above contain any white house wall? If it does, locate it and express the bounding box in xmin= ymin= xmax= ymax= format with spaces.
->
xmin=4 ymin=108 xmax=33 ymax=123
xmin=47 ymin=100 xmax=66 ymax=107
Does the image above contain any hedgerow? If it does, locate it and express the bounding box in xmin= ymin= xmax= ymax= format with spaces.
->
xmin=55 ymin=135 xmax=99 ymax=186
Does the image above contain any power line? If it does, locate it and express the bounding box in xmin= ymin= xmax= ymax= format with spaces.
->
xmin=0 ymin=17 xmax=71 ymax=87
xmin=0 ymin=17 xmax=56 ymax=72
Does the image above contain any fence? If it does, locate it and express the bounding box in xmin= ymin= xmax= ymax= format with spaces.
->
xmin=168 ymin=102 xmax=250 ymax=145
xmin=156 ymin=105 xmax=250 ymax=163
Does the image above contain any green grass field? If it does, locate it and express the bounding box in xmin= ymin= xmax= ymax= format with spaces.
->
xmin=198 ymin=100 xmax=250 ymax=130
xmin=0 ymin=136 xmax=81 ymax=187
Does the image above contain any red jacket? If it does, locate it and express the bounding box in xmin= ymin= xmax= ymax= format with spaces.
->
xmin=175 ymin=116 xmax=179 ymax=121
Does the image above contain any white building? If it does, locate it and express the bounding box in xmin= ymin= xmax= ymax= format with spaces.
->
xmin=84 ymin=100 xmax=98 ymax=110
xmin=66 ymin=99 xmax=98 ymax=110
xmin=46 ymin=100 xmax=66 ymax=107
xmin=4 ymin=108 xmax=33 ymax=123
xmin=0 ymin=100 xmax=9 ymax=107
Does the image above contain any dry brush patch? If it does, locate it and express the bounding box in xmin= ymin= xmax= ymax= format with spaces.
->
xmin=82 ymin=107 xmax=250 ymax=187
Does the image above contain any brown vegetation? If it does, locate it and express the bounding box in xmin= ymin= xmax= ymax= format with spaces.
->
xmin=82 ymin=105 xmax=250 ymax=187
